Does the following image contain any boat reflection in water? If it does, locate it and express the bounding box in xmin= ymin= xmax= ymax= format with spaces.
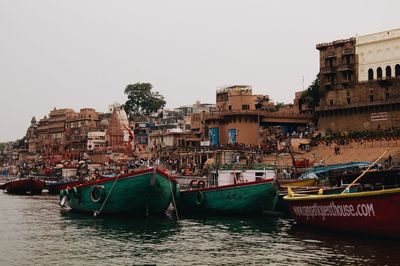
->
xmin=287 ymin=222 xmax=400 ymax=265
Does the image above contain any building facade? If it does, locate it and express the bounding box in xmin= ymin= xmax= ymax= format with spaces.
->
xmin=316 ymin=28 xmax=400 ymax=133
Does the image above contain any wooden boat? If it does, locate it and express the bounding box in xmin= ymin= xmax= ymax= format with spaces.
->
xmin=284 ymin=187 xmax=400 ymax=237
xmin=2 ymin=177 xmax=45 ymax=195
xmin=177 ymin=166 xmax=278 ymax=214
xmin=46 ymin=179 xmax=85 ymax=194
xmin=276 ymin=184 xmax=359 ymax=213
xmin=59 ymin=167 xmax=179 ymax=217
xmin=278 ymin=178 xmax=317 ymax=188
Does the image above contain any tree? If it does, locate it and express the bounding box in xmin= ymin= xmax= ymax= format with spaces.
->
xmin=300 ymin=76 xmax=320 ymax=111
xmin=123 ymin=83 xmax=166 ymax=120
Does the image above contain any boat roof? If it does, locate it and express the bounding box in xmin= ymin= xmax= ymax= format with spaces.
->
xmin=210 ymin=163 xmax=276 ymax=171
xmin=299 ymin=162 xmax=371 ymax=179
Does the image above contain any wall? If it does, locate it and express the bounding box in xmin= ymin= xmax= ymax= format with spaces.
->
xmin=356 ymin=28 xmax=400 ymax=81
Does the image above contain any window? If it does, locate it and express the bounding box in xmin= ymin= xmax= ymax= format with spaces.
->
xmin=386 ymin=66 xmax=392 ymax=78
xmin=228 ymin=105 xmax=232 ymax=110
xmin=255 ymin=172 xmax=265 ymax=181
xmin=395 ymin=64 xmax=400 ymax=77
xmin=368 ymin=69 xmax=374 ymax=80
xmin=242 ymin=105 xmax=249 ymax=110
xmin=329 ymin=100 xmax=333 ymax=106
xmin=347 ymin=98 xmax=351 ymax=104
xmin=377 ymin=67 xmax=383 ymax=79
xmin=385 ymin=88 xmax=390 ymax=100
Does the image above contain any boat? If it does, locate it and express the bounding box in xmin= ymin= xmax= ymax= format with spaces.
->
xmin=284 ymin=152 xmax=400 ymax=237
xmin=45 ymin=178 xmax=85 ymax=194
xmin=2 ymin=177 xmax=45 ymax=195
xmin=276 ymin=184 xmax=359 ymax=213
xmin=59 ymin=167 xmax=179 ymax=216
xmin=284 ymin=187 xmax=400 ymax=237
xmin=298 ymin=162 xmax=371 ymax=180
xmin=177 ymin=165 xmax=278 ymax=215
xmin=278 ymin=178 xmax=317 ymax=188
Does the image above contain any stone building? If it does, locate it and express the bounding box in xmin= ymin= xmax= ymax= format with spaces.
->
xmin=316 ymin=28 xmax=400 ymax=133
xmin=64 ymin=108 xmax=101 ymax=155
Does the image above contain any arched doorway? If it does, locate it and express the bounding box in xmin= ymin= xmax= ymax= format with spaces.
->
xmin=386 ymin=66 xmax=392 ymax=78
xmin=368 ymin=68 xmax=374 ymax=80
xmin=396 ymin=64 xmax=400 ymax=78
xmin=377 ymin=67 xmax=383 ymax=79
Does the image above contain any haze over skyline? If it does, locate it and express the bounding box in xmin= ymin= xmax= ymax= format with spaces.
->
xmin=1 ymin=0 xmax=399 ymax=142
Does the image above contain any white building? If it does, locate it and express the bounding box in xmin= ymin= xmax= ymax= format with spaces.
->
xmin=87 ymin=131 xmax=106 ymax=151
xmin=356 ymin=28 xmax=400 ymax=81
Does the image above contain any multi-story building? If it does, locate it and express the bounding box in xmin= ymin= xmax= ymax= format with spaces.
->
xmin=317 ymin=38 xmax=356 ymax=93
xmin=316 ymin=28 xmax=400 ymax=133
xmin=204 ymin=85 xmax=311 ymax=146
xmin=65 ymin=108 xmax=101 ymax=153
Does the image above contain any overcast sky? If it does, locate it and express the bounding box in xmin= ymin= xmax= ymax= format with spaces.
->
xmin=0 ymin=0 xmax=399 ymax=141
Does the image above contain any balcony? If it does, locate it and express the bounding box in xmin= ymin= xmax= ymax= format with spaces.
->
xmin=321 ymin=67 xmax=337 ymax=75
xmin=326 ymin=52 xmax=337 ymax=58
xmin=337 ymin=64 xmax=354 ymax=72
xmin=342 ymin=48 xmax=355 ymax=55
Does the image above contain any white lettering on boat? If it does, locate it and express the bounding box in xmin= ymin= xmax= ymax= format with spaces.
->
xmin=292 ymin=202 xmax=375 ymax=218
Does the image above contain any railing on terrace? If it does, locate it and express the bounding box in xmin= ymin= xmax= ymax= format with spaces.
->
xmin=205 ymin=110 xmax=313 ymax=119
xmin=316 ymin=96 xmax=400 ymax=111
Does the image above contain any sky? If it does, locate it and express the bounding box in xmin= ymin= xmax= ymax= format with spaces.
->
xmin=0 ymin=0 xmax=399 ymax=142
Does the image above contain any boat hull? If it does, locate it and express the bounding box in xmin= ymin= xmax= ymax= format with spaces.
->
xmin=278 ymin=178 xmax=317 ymax=187
xmin=3 ymin=178 xmax=45 ymax=195
xmin=177 ymin=179 xmax=278 ymax=214
xmin=46 ymin=180 xmax=84 ymax=194
xmin=60 ymin=168 xmax=178 ymax=216
xmin=285 ymin=188 xmax=400 ymax=237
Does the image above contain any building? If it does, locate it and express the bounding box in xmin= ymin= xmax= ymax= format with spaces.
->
xmin=65 ymin=108 xmax=101 ymax=154
xmin=316 ymin=28 xmax=400 ymax=133
xmin=204 ymin=85 xmax=312 ymax=146
xmin=87 ymin=131 xmax=106 ymax=151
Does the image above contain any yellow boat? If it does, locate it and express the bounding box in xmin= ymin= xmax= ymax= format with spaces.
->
xmin=278 ymin=178 xmax=317 ymax=188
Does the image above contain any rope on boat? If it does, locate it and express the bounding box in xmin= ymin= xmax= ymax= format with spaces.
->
xmin=93 ymin=174 xmax=120 ymax=217
xmin=341 ymin=148 xmax=389 ymax=194
xmin=168 ymin=172 xmax=179 ymax=220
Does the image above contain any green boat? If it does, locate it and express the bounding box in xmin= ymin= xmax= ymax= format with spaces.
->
xmin=59 ymin=167 xmax=179 ymax=216
xmin=177 ymin=166 xmax=278 ymax=214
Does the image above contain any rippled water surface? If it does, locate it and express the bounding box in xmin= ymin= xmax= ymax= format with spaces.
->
xmin=0 ymin=192 xmax=399 ymax=265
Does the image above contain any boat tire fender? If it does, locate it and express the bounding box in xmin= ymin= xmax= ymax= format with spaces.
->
xmin=72 ymin=186 xmax=80 ymax=199
xmin=195 ymin=191 xmax=205 ymax=206
xmin=189 ymin=180 xmax=198 ymax=188
xmin=59 ymin=195 xmax=68 ymax=207
xmin=90 ymin=185 xmax=106 ymax=203
xmin=197 ymin=181 xmax=205 ymax=189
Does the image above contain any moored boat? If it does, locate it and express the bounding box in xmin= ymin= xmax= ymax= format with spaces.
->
xmin=284 ymin=187 xmax=400 ymax=237
xmin=278 ymin=178 xmax=317 ymax=188
xmin=59 ymin=167 xmax=179 ymax=216
xmin=177 ymin=166 xmax=278 ymax=215
xmin=46 ymin=179 xmax=85 ymax=194
xmin=2 ymin=177 xmax=45 ymax=195
xmin=276 ymin=184 xmax=359 ymax=213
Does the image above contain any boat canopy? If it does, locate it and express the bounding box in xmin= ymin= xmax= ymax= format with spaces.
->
xmin=299 ymin=162 xmax=371 ymax=180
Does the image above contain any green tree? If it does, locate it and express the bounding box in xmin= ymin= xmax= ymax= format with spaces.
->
xmin=123 ymin=83 xmax=166 ymax=120
xmin=300 ymin=76 xmax=320 ymax=111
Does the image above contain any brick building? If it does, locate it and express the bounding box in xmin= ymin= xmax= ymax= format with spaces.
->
xmin=316 ymin=28 xmax=400 ymax=133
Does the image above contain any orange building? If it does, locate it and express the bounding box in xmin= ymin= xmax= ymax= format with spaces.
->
xmin=205 ymin=85 xmax=312 ymax=146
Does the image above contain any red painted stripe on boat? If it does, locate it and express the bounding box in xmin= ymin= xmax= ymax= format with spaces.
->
xmin=181 ymin=178 xmax=275 ymax=194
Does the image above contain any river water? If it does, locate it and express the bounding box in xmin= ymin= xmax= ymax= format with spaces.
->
xmin=0 ymin=192 xmax=399 ymax=266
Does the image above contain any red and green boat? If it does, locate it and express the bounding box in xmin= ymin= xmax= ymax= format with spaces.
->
xmin=284 ymin=187 xmax=400 ymax=237
xmin=59 ymin=167 xmax=179 ymax=216
xmin=177 ymin=166 xmax=278 ymax=214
